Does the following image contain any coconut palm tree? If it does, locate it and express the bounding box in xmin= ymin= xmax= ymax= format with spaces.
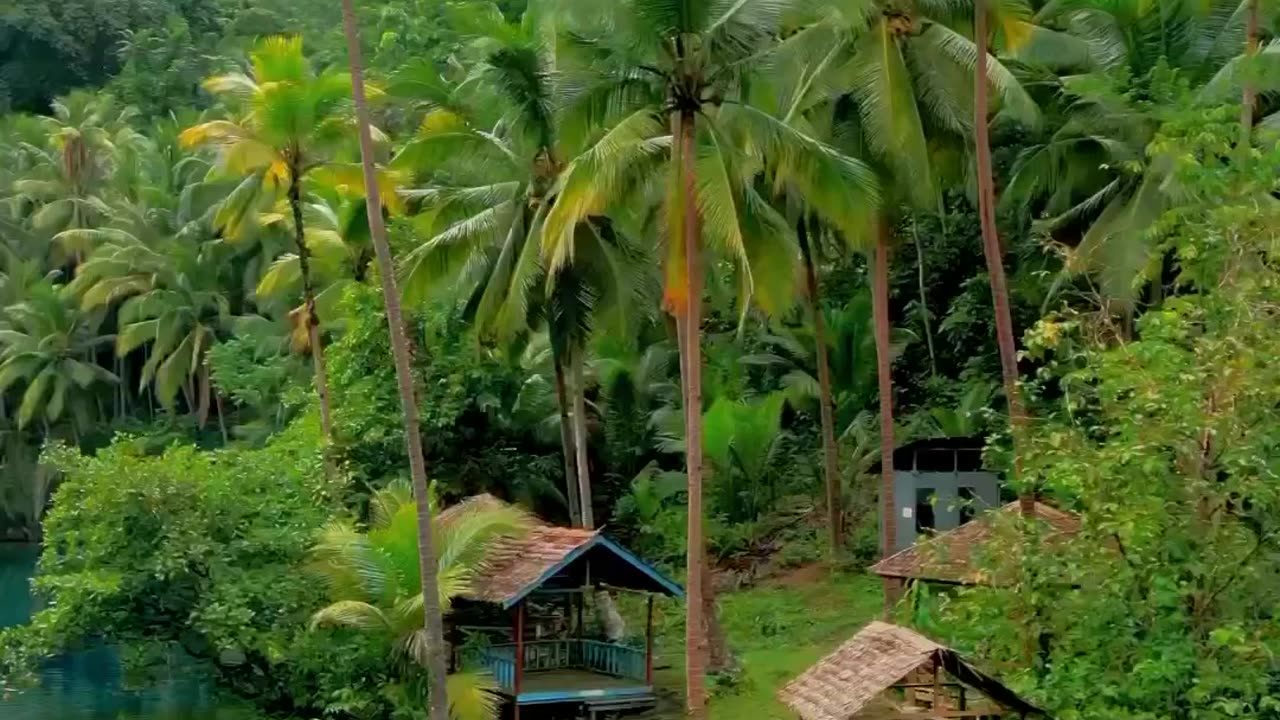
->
xmin=1003 ymin=0 xmax=1278 ymax=313
xmin=310 ymin=482 xmax=532 ymax=720
xmin=0 ymin=281 xmax=117 ymax=436
xmin=7 ymin=92 xmax=143 ymax=266
xmin=972 ymin=0 xmax=1033 ymax=513
xmin=65 ymin=226 xmax=232 ymax=430
xmin=772 ymin=0 xmax=1037 ymax=559
xmin=343 ymin=2 xmax=458 ymax=712
xmin=395 ymin=4 xmax=655 ymax=529
xmin=180 ymin=36 xmax=365 ymax=443
xmin=542 ymin=0 xmax=882 ymax=709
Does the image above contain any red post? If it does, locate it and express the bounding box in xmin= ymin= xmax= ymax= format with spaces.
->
xmin=645 ymin=595 xmax=655 ymax=685
xmin=514 ymin=601 xmax=524 ymax=719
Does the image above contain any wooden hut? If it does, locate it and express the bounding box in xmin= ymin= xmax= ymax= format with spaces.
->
xmin=445 ymin=496 xmax=683 ymax=718
xmin=870 ymin=501 xmax=1080 ymax=593
xmin=778 ymin=622 xmax=1045 ymax=719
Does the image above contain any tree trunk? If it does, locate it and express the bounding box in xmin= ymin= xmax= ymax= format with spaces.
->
xmin=974 ymin=0 xmax=1032 ymax=517
xmin=798 ymin=219 xmax=843 ymax=556
xmin=676 ymin=107 xmax=708 ymax=719
xmin=288 ymin=159 xmax=336 ymax=445
xmin=1241 ymin=0 xmax=1261 ymax=140
xmin=340 ymin=5 xmax=451 ymax=720
xmin=571 ymin=347 xmax=594 ymax=528
xmin=872 ymin=218 xmax=897 ymax=562
xmin=911 ymin=216 xmax=938 ymax=378
xmin=553 ymin=355 xmax=583 ymax=524
xmin=197 ymin=358 xmax=211 ymax=429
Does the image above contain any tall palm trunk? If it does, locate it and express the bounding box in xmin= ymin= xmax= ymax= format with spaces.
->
xmin=911 ymin=217 xmax=938 ymax=377
xmin=339 ymin=5 xmax=450 ymax=719
xmin=974 ymin=0 xmax=1031 ymax=517
xmin=676 ymin=108 xmax=708 ymax=719
xmin=872 ymin=217 xmax=897 ymax=564
xmin=798 ymin=219 xmax=842 ymax=556
xmin=1242 ymin=0 xmax=1261 ymax=139
xmin=288 ymin=165 xmax=336 ymax=443
xmin=570 ymin=347 xmax=594 ymax=528
xmin=553 ymin=355 xmax=582 ymax=523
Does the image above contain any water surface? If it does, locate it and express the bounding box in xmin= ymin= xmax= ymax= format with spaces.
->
xmin=0 ymin=544 xmax=248 ymax=720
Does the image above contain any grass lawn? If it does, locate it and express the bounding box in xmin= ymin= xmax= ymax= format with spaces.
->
xmin=646 ymin=567 xmax=883 ymax=719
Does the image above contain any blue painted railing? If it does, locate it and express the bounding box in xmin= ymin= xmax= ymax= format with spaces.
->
xmin=472 ymin=640 xmax=647 ymax=693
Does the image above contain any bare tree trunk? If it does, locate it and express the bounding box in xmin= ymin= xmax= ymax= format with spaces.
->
xmin=197 ymin=359 xmax=211 ymax=429
xmin=974 ymin=0 xmax=1032 ymax=517
xmin=553 ymin=355 xmax=582 ymax=524
xmin=676 ymin=108 xmax=708 ymax=719
xmin=798 ymin=219 xmax=843 ymax=556
xmin=873 ymin=218 xmax=897 ymax=562
xmin=340 ymin=5 xmax=450 ymax=719
xmin=1241 ymin=0 xmax=1261 ymax=140
xmin=215 ymin=389 xmax=228 ymax=445
xmin=911 ymin=216 xmax=938 ymax=378
xmin=570 ymin=348 xmax=595 ymax=528
xmin=289 ymin=162 xmax=336 ymax=444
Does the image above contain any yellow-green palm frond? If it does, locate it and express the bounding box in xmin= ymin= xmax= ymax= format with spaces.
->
xmin=250 ymin=36 xmax=310 ymax=84
xmin=309 ymin=600 xmax=395 ymax=632
xmin=447 ymin=672 xmax=501 ymax=720
xmin=542 ymin=108 xmax=668 ymax=273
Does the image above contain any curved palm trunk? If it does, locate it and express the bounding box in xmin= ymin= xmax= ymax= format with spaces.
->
xmin=339 ymin=5 xmax=450 ymax=719
xmin=288 ymin=166 xmax=336 ymax=444
xmin=872 ymin=218 xmax=897 ymax=567
xmin=570 ymin=347 xmax=594 ymax=528
xmin=1242 ymin=0 xmax=1261 ymax=139
xmin=974 ymin=0 xmax=1031 ymax=517
xmin=676 ymin=108 xmax=709 ymax=719
xmin=798 ymin=219 xmax=843 ymax=556
xmin=553 ymin=355 xmax=583 ymax=523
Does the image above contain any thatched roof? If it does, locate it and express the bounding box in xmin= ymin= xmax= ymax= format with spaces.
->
xmin=778 ymin=622 xmax=1043 ymax=720
xmin=870 ymin=501 xmax=1081 ymax=585
xmin=443 ymin=495 xmax=683 ymax=607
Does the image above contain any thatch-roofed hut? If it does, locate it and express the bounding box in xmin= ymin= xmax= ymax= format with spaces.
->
xmin=779 ymin=622 xmax=1045 ymax=719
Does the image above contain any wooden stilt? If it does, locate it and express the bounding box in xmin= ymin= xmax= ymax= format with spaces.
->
xmin=646 ymin=594 xmax=655 ymax=685
xmin=514 ymin=602 xmax=524 ymax=720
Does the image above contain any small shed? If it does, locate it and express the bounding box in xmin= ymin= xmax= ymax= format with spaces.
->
xmin=883 ymin=438 xmax=1001 ymax=554
xmin=778 ymin=622 xmax=1045 ymax=719
xmin=871 ymin=501 xmax=1081 ymax=587
xmin=446 ymin=496 xmax=683 ymax=718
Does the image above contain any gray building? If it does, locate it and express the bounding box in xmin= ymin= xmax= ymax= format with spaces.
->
xmin=883 ymin=438 xmax=1001 ymax=554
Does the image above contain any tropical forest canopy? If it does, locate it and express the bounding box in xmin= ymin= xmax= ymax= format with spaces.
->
xmin=1 ymin=0 xmax=1279 ymax=718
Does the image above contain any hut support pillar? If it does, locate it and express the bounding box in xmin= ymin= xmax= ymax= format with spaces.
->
xmin=646 ymin=595 xmax=655 ymax=685
xmin=514 ymin=601 xmax=524 ymax=720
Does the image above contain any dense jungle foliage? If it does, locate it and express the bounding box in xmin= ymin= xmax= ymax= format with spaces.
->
xmin=1 ymin=0 xmax=1279 ymax=718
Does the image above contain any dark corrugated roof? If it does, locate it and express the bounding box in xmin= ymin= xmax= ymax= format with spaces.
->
xmin=870 ymin=501 xmax=1082 ymax=584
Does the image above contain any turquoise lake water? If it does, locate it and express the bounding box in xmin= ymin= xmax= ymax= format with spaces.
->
xmin=0 ymin=544 xmax=250 ymax=720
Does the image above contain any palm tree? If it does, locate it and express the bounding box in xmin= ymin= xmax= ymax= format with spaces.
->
xmin=310 ymin=482 xmax=532 ymax=720
xmin=543 ymin=3 xmax=879 ymax=706
xmin=0 ymin=281 xmax=117 ymax=437
xmin=66 ymin=227 xmax=232 ymax=430
xmin=395 ymin=6 xmax=653 ymax=529
xmin=1003 ymin=0 xmax=1276 ymax=313
xmin=7 ymin=92 xmax=142 ymax=266
xmin=973 ymin=0 xmax=1032 ymax=513
xmin=181 ymin=36 xmax=362 ymax=443
xmin=339 ymin=4 xmax=456 ymax=717
xmin=775 ymin=0 xmax=1037 ymax=560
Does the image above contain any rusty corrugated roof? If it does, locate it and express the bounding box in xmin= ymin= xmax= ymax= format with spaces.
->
xmin=460 ymin=524 xmax=600 ymax=605
xmin=870 ymin=501 xmax=1082 ymax=585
